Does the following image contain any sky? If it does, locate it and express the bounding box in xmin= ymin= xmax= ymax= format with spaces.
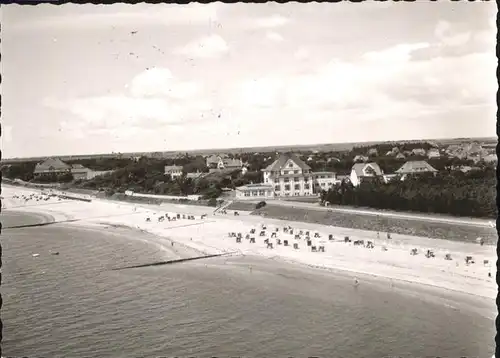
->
xmin=1 ymin=2 xmax=497 ymax=158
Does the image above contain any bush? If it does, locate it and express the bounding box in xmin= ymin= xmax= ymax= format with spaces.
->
xmin=207 ymin=198 xmax=217 ymax=207
xmin=255 ymin=201 xmax=267 ymax=209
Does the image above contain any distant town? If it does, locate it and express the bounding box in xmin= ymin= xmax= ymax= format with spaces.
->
xmin=2 ymin=137 xmax=497 ymax=219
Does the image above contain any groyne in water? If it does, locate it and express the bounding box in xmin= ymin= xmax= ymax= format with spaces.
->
xmin=112 ymin=252 xmax=240 ymax=271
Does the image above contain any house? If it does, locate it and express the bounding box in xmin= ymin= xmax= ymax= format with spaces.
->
xmin=395 ymin=152 xmax=406 ymax=160
xmin=411 ymin=148 xmax=427 ymax=157
xmin=33 ymin=158 xmax=95 ymax=180
xmin=385 ymin=147 xmax=400 ymax=156
xmin=482 ymin=153 xmax=498 ymax=163
xmin=206 ymin=154 xmax=228 ymax=168
xmin=353 ymin=155 xmax=369 ymax=162
xmin=261 ymin=152 xmax=314 ymax=197
xmin=383 ymin=173 xmax=399 ymax=183
xmin=186 ymin=171 xmax=204 ymax=180
xmin=395 ymin=160 xmax=438 ymax=180
xmin=427 ymin=148 xmax=440 ymax=159
xmin=219 ymin=158 xmax=243 ymax=170
xmin=33 ymin=158 xmax=72 ymax=177
xmin=312 ymin=171 xmax=339 ymax=192
xmin=367 ymin=148 xmax=378 ymax=157
xmin=164 ymin=165 xmax=183 ymax=180
xmin=241 ymin=166 xmax=249 ymax=176
xmin=350 ymin=162 xmax=384 ymax=187
xmin=70 ymin=164 xmax=91 ymax=180
xmin=235 ymin=183 xmax=275 ymax=200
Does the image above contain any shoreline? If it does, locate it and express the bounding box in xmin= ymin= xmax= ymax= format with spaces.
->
xmin=2 ymin=184 xmax=496 ymax=301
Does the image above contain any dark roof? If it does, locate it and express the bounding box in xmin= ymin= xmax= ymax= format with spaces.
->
xmin=34 ymin=158 xmax=71 ymax=173
xmin=71 ymin=164 xmax=86 ymax=169
xmin=223 ymin=159 xmax=242 ymax=167
xmin=395 ymin=161 xmax=437 ymax=174
xmin=165 ymin=165 xmax=183 ymax=171
xmin=263 ymin=153 xmax=311 ymax=171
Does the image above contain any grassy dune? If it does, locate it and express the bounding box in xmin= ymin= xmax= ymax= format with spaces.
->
xmin=251 ymin=204 xmax=497 ymax=245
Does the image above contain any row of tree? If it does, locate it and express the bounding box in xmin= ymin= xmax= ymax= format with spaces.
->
xmin=321 ymin=169 xmax=497 ymax=218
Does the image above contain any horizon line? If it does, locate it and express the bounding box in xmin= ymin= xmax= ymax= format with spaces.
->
xmin=2 ymin=135 xmax=496 ymax=161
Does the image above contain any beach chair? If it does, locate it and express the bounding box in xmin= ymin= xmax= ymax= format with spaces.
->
xmin=319 ymin=246 xmax=325 ymax=252
xmin=465 ymin=256 xmax=474 ymax=264
xmin=344 ymin=236 xmax=351 ymax=243
xmin=267 ymin=242 xmax=273 ymax=249
xmin=445 ymin=254 xmax=452 ymax=260
xmin=284 ymin=240 xmax=289 ymax=246
xmin=293 ymin=243 xmax=299 ymax=249
xmin=236 ymin=237 xmax=241 ymax=243
xmin=277 ymin=239 xmax=282 ymax=245
xmin=329 ymin=234 xmax=334 ymax=241
xmin=307 ymin=240 xmax=312 ymax=247
xmin=311 ymin=246 xmax=317 ymax=252
xmin=250 ymin=237 xmax=255 ymax=243
xmin=260 ymin=231 xmax=266 ymax=237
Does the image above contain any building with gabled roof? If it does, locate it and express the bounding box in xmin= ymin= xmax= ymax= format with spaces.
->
xmin=350 ymin=162 xmax=383 ymax=187
xmin=164 ymin=165 xmax=183 ymax=180
xmin=261 ymin=152 xmax=314 ymax=197
xmin=34 ymin=158 xmax=72 ymax=176
xmin=395 ymin=160 xmax=438 ymax=180
xmin=353 ymin=155 xmax=369 ymax=162
xmin=33 ymin=158 xmax=94 ymax=180
xmin=220 ymin=158 xmax=243 ymax=170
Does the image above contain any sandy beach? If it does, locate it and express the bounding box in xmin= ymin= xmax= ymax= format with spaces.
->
xmin=2 ymin=184 xmax=497 ymax=300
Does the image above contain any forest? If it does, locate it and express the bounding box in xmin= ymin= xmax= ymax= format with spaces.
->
xmin=320 ymin=168 xmax=497 ymax=218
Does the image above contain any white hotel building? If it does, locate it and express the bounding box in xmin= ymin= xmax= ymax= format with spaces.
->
xmin=235 ymin=153 xmax=338 ymax=200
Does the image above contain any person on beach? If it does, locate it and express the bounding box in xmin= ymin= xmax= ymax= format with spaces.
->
xmin=249 ymin=265 xmax=253 ymax=273
xmin=354 ymin=277 xmax=359 ymax=286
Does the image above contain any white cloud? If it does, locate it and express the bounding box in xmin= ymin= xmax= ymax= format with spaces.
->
xmin=294 ymin=48 xmax=309 ymax=61
xmin=129 ymin=67 xmax=201 ymax=99
xmin=362 ymin=43 xmax=430 ymax=63
xmin=174 ymin=34 xmax=229 ymax=59
xmin=434 ymin=20 xmax=472 ymax=47
xmin=435 ymin=20 xmax=451 ymax=39
xmin=251 ymin=15 xmax=289 ymax=28
xmin=266 ymin=31 xmax=284 ymax=42
xmin=43 ymin=95 xmax=214 ymax=137
xmin=230 ymin=42 xmax=495 ymax=125
xmin=238 ymin=78 xmax=284 ymax=108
